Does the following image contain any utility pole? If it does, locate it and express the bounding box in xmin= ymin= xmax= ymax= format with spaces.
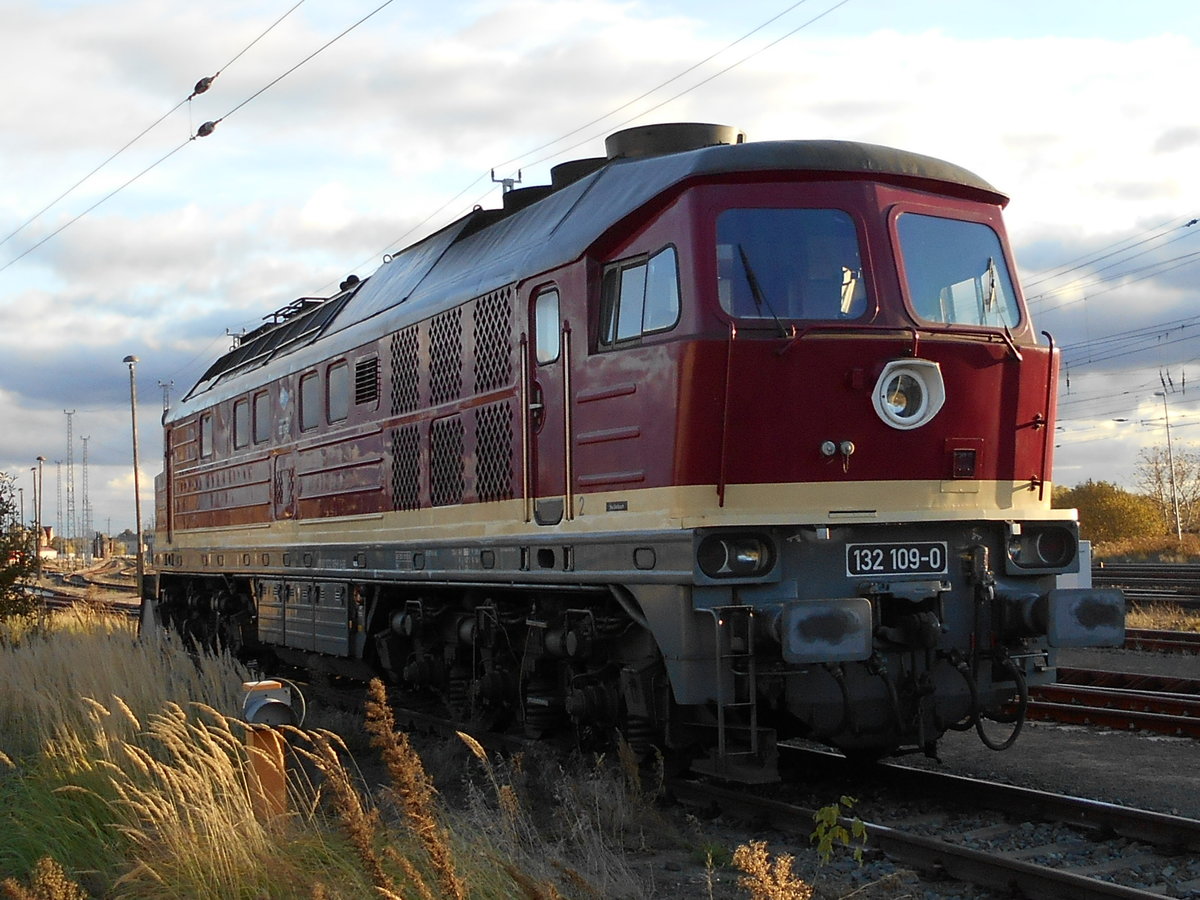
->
xmin=55 ymin=460 xmax=62 ymax=549
xmin=1155 ymin=391 xmax=1184 ymax=539
xmin=123 ymin=356 xmax=146 ymax=617
xmin=35 ymin=457 xmax=45 ymax=580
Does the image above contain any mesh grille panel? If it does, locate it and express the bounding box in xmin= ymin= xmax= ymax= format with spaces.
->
xmin=473 ymin=286 xmax=513 ymax=393
xmin=430 ymin=416 xmax=465 ymax=507
xmin=429 ymin=309 xmax=462 ymax=406
xmin=390 ymin=327 xmax=419 ymax=415
xmin=390 ymin=425 xmax=421 ymax=511
xmin=475 ymin=401 xmax=514 ymax=502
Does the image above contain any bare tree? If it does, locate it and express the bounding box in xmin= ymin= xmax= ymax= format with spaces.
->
xmin=1133 ymin=445 xmax=1200 ymax=535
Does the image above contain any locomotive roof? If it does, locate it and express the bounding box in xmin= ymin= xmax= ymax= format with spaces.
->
xmin=177 ymin=138 xmax=1004 ymax=417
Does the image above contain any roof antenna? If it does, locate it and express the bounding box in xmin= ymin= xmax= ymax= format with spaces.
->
xmin=491 ymin=168 xmax=522 ymax=193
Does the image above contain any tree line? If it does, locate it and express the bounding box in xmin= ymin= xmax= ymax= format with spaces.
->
xmin=1053 ymin=446 xmax=1200 ymax=543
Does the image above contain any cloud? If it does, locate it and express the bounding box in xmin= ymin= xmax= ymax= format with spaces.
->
xmin=1154 ymin=127 xmax=1200 ymax=153
xmin=3 ymin=0 xmax=1200 ymax=522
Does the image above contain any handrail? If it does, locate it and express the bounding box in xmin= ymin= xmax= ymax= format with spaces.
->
xmin=519 ymin=333 xmax=532 ymax=523
xmin=1039 ymin=331 xmax=1055 ymax=502
xmin=718 ymin=322 xmax=737 ymax=507
xmin=563 ymin=320 xmax=575 ymax=520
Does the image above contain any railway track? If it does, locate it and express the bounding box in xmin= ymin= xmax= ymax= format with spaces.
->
xmin=672 ymin=747 xmax=1200 ymax=899
xmin=292 ymin=682 xmax=1200 ymax=898
xmin=1124 ymin=627 xmax=1200 ymax=653
xmin=1027 ymin=667 xmax=1200 ymax=738
xmin=1092 ymin=563 xmax=1200 ymax=609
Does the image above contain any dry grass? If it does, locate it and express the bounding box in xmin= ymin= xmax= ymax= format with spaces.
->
xmin=1127 ymin=602 xmax=1200 ymax=632
xmin=1093 ymin=534 xmax=1200 ymax=562
xmin=0 ymin=608 xmax=836 ymax=899
xmin=731 ymin=841 xmax=814 ymax=900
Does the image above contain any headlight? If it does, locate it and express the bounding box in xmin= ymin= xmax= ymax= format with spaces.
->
xmin=1007 ymin=524 xmax=1078 ymax=572
xmin=872 ymin=360 xmax=945 ymax=430
xmin=697 ymin=534 xmax=775 ymax=578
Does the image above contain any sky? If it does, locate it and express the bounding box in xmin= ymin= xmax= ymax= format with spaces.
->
xmin=3 ymin=0 xmax=1200 ymax=538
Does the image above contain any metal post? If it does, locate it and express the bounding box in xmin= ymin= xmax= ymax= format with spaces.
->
xmin=35 ymin=456 xmax=45 ymax=580
xmin=1155 ymin=390 xmax=1183 ymax=539
xmin=123 ymin=356 xmax=145 ymax=605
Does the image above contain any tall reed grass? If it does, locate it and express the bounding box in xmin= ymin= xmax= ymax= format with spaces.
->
xmin=0 ymin=607 xmax=822 ymax=899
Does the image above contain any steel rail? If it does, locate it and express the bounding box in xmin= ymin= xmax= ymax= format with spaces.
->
xmin=1024 ymin=697 xmax=1200 ymax=737
xmin=669 ymin=777 xmax=1174 ymax=900
xmin=778 ymin=745 xmax=1200 ymax=852
xmin=1124 ymin=628 xmax=1200 ymax=654
xmin=1057 ymin=667 xmax=1200 ymax=695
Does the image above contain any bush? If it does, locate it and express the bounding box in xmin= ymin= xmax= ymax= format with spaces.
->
xmin=0 ymin=473 xmax=36 ymax=623
xmin=1053 ymin=480 xmax=1164 ymax=544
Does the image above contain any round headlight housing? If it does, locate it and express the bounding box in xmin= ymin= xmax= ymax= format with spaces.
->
xmin=1006 ymin=524 xmax=1078 ymax=572
xmin=697 ymin=534 xmax=775 ymax=579
xmin=872 ymin=360 xmax=946 ymax=430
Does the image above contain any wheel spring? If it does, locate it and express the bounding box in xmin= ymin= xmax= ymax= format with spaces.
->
xmin=622 ymin=714 xmax=656 ymax=761
xmin=446 ymin=667 xmax=470 ymax=718
xmin=523 ymin=680 xmax=564 ymax=739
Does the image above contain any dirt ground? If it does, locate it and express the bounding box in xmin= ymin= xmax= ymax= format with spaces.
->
xmin=899 ymin=647 xmax=1200 ymax=819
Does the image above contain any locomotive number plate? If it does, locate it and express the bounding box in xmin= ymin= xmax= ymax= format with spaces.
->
xmin=846 ymin=541 xmax=948 ymax=577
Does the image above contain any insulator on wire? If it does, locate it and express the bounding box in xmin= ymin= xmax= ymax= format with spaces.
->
xmin=196 ymin=121 xmax=218 ymax=138
xmin=193 ymin=75 xmax=215 ymax=96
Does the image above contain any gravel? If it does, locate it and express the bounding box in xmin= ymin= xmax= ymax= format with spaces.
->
xmin=657 ymin=646 xmax=1200 ymax=898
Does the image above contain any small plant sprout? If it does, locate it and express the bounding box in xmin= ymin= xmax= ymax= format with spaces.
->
xmin=810 ymin=795 xmax=868 ymax=866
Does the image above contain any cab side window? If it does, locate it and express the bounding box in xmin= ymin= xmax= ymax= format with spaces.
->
xmin=300 ymin=372 xmax=321 ymax=431
xmin=253 ymin=391 xmax=271 ymax=443
xmin=327 ymin=361 xmax=349 ymax=423
xmin=233 ymin=399 xmax=250 ymax=449
xmin=534 ymin=289 xmax=561 ymax=364
xmin=600 ymin=245 xmax=680 ymax=346
xmin=199 ymin=413 xmax=214 ymax=458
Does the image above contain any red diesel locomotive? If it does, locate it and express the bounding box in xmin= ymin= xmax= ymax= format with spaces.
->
xmin=151 ymin=123 xmax=1123 ymax=779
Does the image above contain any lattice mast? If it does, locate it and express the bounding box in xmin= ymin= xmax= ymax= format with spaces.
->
xmin=81 ymin=435 xmax=92 ymax=559
xmin=64 ymin=409 xmax=77 ymax=551
xmin=55 ymin=460 xmax=62 ymax=545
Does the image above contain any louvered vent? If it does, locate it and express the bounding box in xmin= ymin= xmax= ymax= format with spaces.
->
xmin=355 ymin=357 xmax=379 ymax=405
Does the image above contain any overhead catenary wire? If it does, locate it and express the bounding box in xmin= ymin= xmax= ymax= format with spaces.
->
xmin=508 ymin=0 xmax=855 ymax=177
xmin=363 ymin=0 xmax=855 ymax=270
xmin=486 ymin=0 xmax=822 ymax=176
xmin=1 ymin=0 xmax=399 ymax=274
xmin=1022 ymin=214 xmax=1195 ymax=291
xmin=0 ymin=0 xmax=307 ymax=254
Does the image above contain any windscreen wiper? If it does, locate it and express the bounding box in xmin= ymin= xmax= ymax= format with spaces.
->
xmin=736 ymin=244 xmax=790 ymax=338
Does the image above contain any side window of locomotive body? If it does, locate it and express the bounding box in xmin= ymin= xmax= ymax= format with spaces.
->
xmin=534 ymin=289 xmax=560 ymax=364
xmin=299 ymin=372 xmax=321 ymax=432
xmin=252 ymin=391 xmax=270 ymax=444
xmin=716 ymin=209 xmax=866 ymax=321
xmin=327 ymin=361 xmax=349 ymax=423
xmin=599 ymin=246 xmax=681 ymax=346
xmin=897 ymin=213 xmax=1019 ymax=329
xmin=199 ymin=413 xmax=214 ymax=459
xmin=233 ymin=399 xmax=250 ymax=450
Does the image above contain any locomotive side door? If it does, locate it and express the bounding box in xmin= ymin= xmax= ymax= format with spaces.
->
xmin=527 ymin=286 xmax=570 ymax=525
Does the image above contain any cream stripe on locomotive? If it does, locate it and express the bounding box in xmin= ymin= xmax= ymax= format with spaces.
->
xmin=159 ymin=478 xmax=1072 ymax=553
